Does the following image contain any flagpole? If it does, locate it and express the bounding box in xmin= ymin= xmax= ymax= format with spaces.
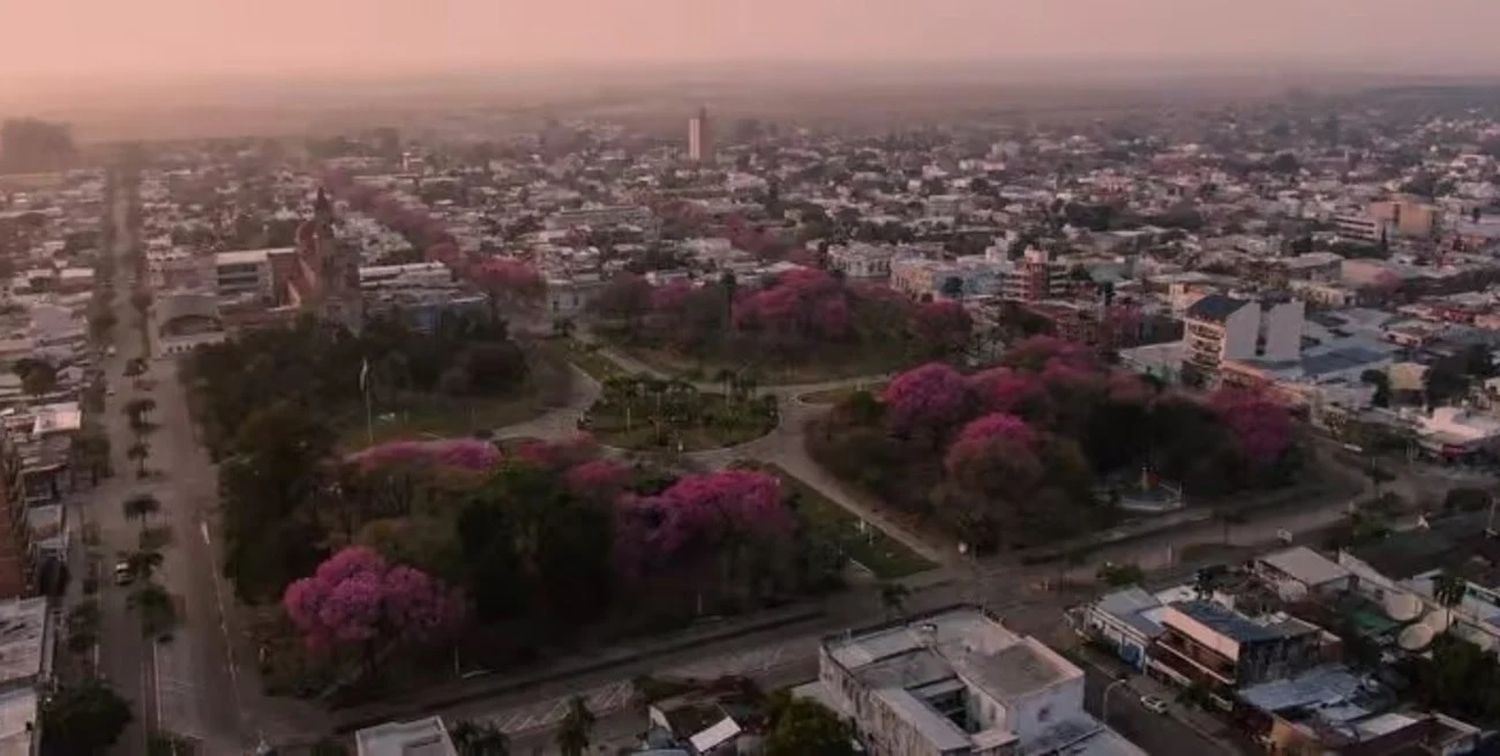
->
xmin=361 ymin=358 xmax=374 ymax=447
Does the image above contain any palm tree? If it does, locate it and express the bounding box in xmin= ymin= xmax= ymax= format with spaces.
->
xmin=124 ymin=397 xmax=157 ymax=427
xmin=122 ymin=493 xmax=160 ymax=532
xmin=127 ymin=582 xmax=175 ymax=635
xmin=126 ymin=440 xmax=150 ymax=477
xmin=1434 ymin=571 xmax=1468 ymax=631
xmin=555 ymin=696 xmax=594 ymax=756
xmin=713 ymin=368 xmax=736 ymax=404
xmin=122 ymin=549 xmax=163 ymax=581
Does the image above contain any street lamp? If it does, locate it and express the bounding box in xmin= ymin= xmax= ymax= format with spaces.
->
xmin=1102 ymin=677 xmax=1130 ymax=727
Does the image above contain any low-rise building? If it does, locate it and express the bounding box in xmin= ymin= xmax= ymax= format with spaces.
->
xmin=828 ymin=242 xmax=897 ymax=279
xmin=1147 ymin=600 xmax=1328 ymax=702
xmin=811 ymin=604 xmax=1145 ymax=756
xmin=1252 ymin=546 xmax=1354 ymax=602
xmin=355 ymin=716 xmax=457 ymax=756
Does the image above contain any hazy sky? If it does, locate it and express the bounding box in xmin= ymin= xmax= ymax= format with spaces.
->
xmin=6 ymin=0 xmax=1500 ymax=81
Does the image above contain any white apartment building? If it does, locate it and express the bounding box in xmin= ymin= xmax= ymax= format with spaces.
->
xmin=213 ymin=248 xmax=285 ymax=301
xmin=828 ymin=242 xmax=897 ymax=279
xmin=806 ymin=605 xmax=1145 ymax=756
xmin=1183 ymin=293 xmax=1304 ymax=387
xmin=1332 ymin=212 xmax=1388 ymax=245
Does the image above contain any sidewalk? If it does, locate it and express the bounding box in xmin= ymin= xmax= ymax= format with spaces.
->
xmin=331 ymin=603 xmax=829 ymax=733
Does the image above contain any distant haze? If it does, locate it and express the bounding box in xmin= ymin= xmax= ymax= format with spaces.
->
xmin=8 ymin=0 xmax=1500 ymax=82
xmin=6 ymin=0 xmax=1500 ymax=142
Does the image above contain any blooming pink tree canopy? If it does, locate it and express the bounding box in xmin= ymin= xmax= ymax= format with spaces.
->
xmin=615 ymin=470 xmax=792 ymax=575
xmin=513 ymin=434 xmax=600 ymax=470
xmin=472 ymin=259 xmax=545 ymax=303
xmin=282 ymin=546 xmax=464 ymax=652
xmin=348 ymin=439 xmax=502 ymax=474
xmin=912 ymin=301 xmax=973 ymax=354
xmin=1004 ymin=335 xmax=1097 ymax=372
xmin=564 ymin=459 xmax=634 ymax=501
xmin=944 ymin=413 xmax=1040 ymax=481
xmin=968 ymin=367 xmax=1049 ymax=417
xmin=1208 ymin=388 xmax=1294 ymax=469
xmin=883 ymin=362 xmax=971 ymax=437
xmin=734 ymin=269 xmax=852 ymax=341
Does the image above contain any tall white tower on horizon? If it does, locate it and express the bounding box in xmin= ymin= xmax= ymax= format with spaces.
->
xmin=688 ymin=106 xmax=712 ymax=163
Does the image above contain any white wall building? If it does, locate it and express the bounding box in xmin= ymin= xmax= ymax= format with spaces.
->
xmin=828 ymin=242 xmax=897 ymax=279
xmin=807 ymin=605 xmax=1145 ymax=756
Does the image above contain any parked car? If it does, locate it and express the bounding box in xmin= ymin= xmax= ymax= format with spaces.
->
xmin=1140 ymin=695 xmax=1169 ymax=714
xmin=113 ymin=561 xmax=134 ymax=586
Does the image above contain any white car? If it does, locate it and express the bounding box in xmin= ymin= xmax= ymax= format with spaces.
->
xmin=113 ymin=560 xmax=134 ymax=586
xmin=1140 ymin=695 xmax=1169 ymax=714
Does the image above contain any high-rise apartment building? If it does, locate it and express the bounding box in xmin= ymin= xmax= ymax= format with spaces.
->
xmin=1183 ymin=293 xmax=1305 ymax=387
xmin=688 ymin=106 xmax=712 ymax=163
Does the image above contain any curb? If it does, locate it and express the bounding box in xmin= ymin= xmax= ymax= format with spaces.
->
xmin=332 ymin=607 xmax=825 ymax=733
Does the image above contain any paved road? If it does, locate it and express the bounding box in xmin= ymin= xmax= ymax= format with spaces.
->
xmin=83 ymin=173 xmax=321 ymax=754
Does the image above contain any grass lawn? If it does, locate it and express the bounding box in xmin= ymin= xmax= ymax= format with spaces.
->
xmin=338 ymin=350 xmax=573 ymax=449
xmin=347 ymin=393 xmax=552 ymax=447
xmin=548 ymin=338 xmax=628 ymax=382
xmin=745 ymin=462 xmax=935 ymax=580
xmin=617 ymin=342 xmax=911 ymax=385
xmin=588 ymin=391 xmax=775 ymax=451
xmin=799 ymin=382 xmax=889 ymax=405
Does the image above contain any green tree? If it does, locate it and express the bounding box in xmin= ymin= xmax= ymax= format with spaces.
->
xmin=1435 ymin=571 xmax=1468 ymax=630
xmin=879 ymin=581 xmax=909 ymax=619
xmin=13 ymin=357 xmax=58 ymax=399
xmin=40 ymin=677 xmax=133 ymax=755
xmin=71 ymin=427 xmax=112 ymax=485
xmin=123 ymin=549 xmax=164 ymax=581
xmin=555 ymin=696 xmax=594 ymax=756
xmin=448 ymin=719 xmax=510 ymax=756
xmin=124 ymin=397 xmax=157 ymax=429
xmin=219 ymin=401 xmax=334 ymax=601
xmin=122 ymin=493 xmax=160 ymax=532
xmin=126 ymin=440 xmax=151 ymax=477
xmin=128 ymin=581 xmax=176 ymax=635
xmin=764 ymin=694 xmax=855 ymax=756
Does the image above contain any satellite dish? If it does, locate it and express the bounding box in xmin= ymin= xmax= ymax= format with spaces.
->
xmin=1399 ymin=624 xmax=1435 ymax=651
xmin=1421 ymin=610 xmax=1452 ymax=633
xmin=1384 ymin=593 xmax=1422 ymax=622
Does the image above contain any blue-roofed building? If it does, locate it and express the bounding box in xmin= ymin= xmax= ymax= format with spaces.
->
xmin=1080 ymin=586 xmax=1173 ymax=671
xmin=1147 ymin=600 xmax=1328 ymax=702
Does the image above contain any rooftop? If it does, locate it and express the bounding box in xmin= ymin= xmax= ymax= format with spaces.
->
xmin=354 ymin=716 xmax=457 ymax=756
xmin=0 ymin=598 xmax=48 ymax=689
xmin=0 ymin=688 xmax=35 ymax=756
xmin=1170 ymin=600 xmax=1317 ymax=644
xmin=1185 ymin=293 xmax=1248 ymax=323
xmin=1257 ymin=546 xmax=1352 ymax=588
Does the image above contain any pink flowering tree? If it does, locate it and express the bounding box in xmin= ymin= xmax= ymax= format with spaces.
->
xmin=349 ymin=439 xmax=502 ymax=475
xmin=564 ymin=459 xmax=634 ymax=501
xmin=967 ymin=367 xmax=1050 ymax=420
xmin=911 ymin=301 xmax=973 ymax=356
xmin=883 ymin=362 xmax=972 ymax=441
xmin=1208 ymin=388 xmax=1294 ymax=470
xmin=734 ymin=269 xmax=852 ymax=351
xmin=282 ymin=546 xmax=464 ymax=654
xmin=944 ymin=413 xmax=1043 ymax=491
xmin=942 ymin=414 xmax=1038 ymax=483
xmin=472 ymin=258 xmax=545 ymax=318
xmin=1003 ymin=335 xmax=1097 ymax=372
xmin=513 ymin=434 xmax=599 ymax=470
xmin=614 ymin=470 xmax=792 ymax=578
